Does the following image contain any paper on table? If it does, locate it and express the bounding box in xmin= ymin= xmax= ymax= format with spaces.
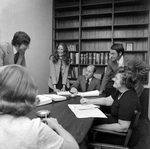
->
xmin=37 ymin=94 xmax=66 ymax=105
xmin=42 ymin=94 xmax=67 ymax=101
xmin=68 ymin=104 xmax=107 ymax=118
xmin=36 ymin=95 xmax=52 ymax=106
xmin=57 ymin=91 xmax=71 ymax=96
xmin=57 ymin=90 xmax=99 ymax=97
xmin=68 ymin=104 xmax=100 ymax=110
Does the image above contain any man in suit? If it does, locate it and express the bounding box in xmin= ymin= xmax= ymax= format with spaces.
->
xmin=70 ymin=65 xmax=100 ymax=94
xmin=0 ymin=31 xmax=31 ymax=67
xmin=99 ymin=43 xmax=150 ymax=97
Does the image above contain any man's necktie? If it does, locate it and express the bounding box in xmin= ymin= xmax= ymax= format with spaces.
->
xmin=86 ymin=79 xmax=89 ymax=91
xmin=14 ymin=52 xmax=24 ymax=65
xmin=14 ymin=52 xmax=19 ymax=64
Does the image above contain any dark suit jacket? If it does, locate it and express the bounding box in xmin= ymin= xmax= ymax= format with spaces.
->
xmin=100 ymin=55 xmax=150 ymax=97
xmin=0 ymin=42 xmax=26 ymax=67
xmin=71 ymin=75 xmax=100 ymax=92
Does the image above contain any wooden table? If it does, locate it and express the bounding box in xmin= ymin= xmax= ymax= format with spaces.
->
xmin=26 ymin=96 xmax=94 ymax=144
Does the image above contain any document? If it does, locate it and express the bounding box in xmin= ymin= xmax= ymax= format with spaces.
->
xmin=36 ymin=95 xmax=52 ymax=106
xmin=36 ymin=94 xmax=67 ymax=106
xmin=43 ymin=94 xmax=67 ymax=101
xmin=68 ymin=104 xmax=107 ymax=118
xmin=57 ymin=90 xmax=99 ymax=97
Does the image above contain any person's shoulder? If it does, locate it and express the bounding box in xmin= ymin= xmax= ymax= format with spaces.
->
xmin=30 ymin=118 xmax=46 ymax=130
xmin=124 ymin=55 xmax=137 ymax=62
xmin=49 ymin=55 xmax=54 ymax=61
xmin=79 ymin=75 xmax=85 ymax=79
xmin=107 ymin=59 xmax=114 ymax=66
xmin=93 ymin=76 xmax=100 ymax=82
xmin=0 ymin=42 xmax=11 ymax=49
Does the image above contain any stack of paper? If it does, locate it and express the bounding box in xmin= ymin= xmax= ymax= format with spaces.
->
xmin=36 ymin=95 xmax=52 ymax=106
xmin=57 ymin=91 xmax=72 ymax=96
xmin=68 ymin=104 xmax=107 ymax=118
xmin=36 ymin=94 xmax=67 ymax=106
xmin=43 ymin=94 xmax=67 ymax=101
xmin=57 ymin=90 xmax=99 ymax=97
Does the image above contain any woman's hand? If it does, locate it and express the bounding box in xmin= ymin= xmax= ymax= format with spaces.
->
xmin=80 ymin=98 xmax=90 ymax=104
xmin=42 ymin=118 xmax=61 ymax=130
xmin=61 ymin=85 xmax=66 ymax=91
xmin=54 ymin=88 xmax=60 ymax=92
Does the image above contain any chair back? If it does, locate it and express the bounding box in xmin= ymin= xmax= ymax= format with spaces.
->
xmin=129 ymin=110 xmax=141 ymax=130
xmin=124 ymin=110 xmax=141 ymax=147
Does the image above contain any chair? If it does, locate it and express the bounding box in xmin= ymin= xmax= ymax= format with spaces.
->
xmin=88 ymin=110 xmax=141 ymax=149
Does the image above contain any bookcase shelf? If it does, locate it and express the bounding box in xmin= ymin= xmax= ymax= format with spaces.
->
xmin=53 ymin=0 xmax=150 ymax=83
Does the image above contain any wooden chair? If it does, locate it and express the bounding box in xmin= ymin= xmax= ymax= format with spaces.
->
xmin=88 ymin=110 xmax=141 ymax=149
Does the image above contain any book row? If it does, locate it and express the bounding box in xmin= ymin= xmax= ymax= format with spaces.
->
xmin=70 ymin=52 xmax=109 ymax=65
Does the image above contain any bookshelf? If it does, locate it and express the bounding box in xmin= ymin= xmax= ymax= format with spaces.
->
xmin=53 ymin=0 xmax=150 ymax=84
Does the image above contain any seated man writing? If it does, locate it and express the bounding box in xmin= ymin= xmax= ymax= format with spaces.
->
xmin=70 ymin=65 xmax=100 ymax=94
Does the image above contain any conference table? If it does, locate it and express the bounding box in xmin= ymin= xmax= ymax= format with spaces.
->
xmin=26 ymin=96 xmax=94 ymax=145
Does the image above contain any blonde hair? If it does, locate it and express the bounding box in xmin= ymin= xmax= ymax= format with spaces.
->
xmin=0 ymin=65 xmax=38 ymax=116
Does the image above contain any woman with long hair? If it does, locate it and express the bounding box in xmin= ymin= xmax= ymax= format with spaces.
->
xmin=48 ymin=42 xmax=70 ymax=92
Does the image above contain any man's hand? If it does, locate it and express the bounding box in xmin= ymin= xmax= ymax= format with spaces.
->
xmin=70 ymin=87 xmax=78 ymax=94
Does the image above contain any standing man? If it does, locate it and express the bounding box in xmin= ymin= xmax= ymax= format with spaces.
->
xmin=70 ymin=65 xmax=100 ymax=94
xmin=99 ymin=43 xmax=150 ymax=97
xmin=0 ymin=31 xmax=31 ymax=67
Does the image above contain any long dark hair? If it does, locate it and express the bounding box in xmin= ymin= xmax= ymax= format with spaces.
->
xmin=50 ymin=43 xmax=70 ymax=65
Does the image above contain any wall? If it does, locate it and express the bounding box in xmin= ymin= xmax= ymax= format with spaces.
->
xmin=0 ymin=0 xmax=53 ymax=94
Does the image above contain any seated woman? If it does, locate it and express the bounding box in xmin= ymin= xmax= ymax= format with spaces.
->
xmin=0 ymin=64 xmax=79 ymax=149
xmin=80 ymin=66 xmax=141 ymax=148
xmin=48 ymin=42 xmax=70 ymax=93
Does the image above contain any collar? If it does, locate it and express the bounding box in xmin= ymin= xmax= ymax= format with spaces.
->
xmin=117 ymin=55 xmax=124 ymax=67
xmin=86 ymin=77 xmax=93 ymax=83
xmin=13 ymin=46 xmax=17 ymax=55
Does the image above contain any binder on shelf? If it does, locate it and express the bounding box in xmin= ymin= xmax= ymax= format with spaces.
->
xmin=100 ymin=53 xmax=104 ymax=65
xmin=95 ymin=53 xmax=100 ymax=64
xmin=93 ymin=53 xmax=96 ymax=64
xmin=76 ymin=53 xmax=79 ymax=64
xmin=126 ymin=42 xmax=133 ymax=51
xmin=89 ymin=53 xmax=93 ymax=64
xmin=80 ymin=53 xmax=84 ymax=64
xmin=105 ymin=53 xmax=109 ymax=65
xmin=85 ymin=53 xmax=89 ymax=64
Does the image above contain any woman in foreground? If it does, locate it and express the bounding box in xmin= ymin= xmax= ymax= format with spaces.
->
xmin=0 ymin=64 xmax=79 ymax=149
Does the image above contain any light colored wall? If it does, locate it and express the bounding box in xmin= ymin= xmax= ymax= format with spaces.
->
xmin=0 ymin=0 xmax=53 ymax=94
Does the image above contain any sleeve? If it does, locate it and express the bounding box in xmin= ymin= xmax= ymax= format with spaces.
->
xmin=71 ymin=75 xmax=82 ymax=90
xmin=34 ymin=118 xmax=64 ymax=149
xmin=0 ymin=45 xmax=5 ymax=66
xmin=95 ymin=78 xmax=101 ymax=91
xmin=49 ymin=56 xmax=57 ymax=85
xmin=100 ymin=61 xmax=114 ymax=91
xmin=118 ymin=92 xmax=135 ymax=121
xmin=133 ymin=57 xmax=150 ymax=78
